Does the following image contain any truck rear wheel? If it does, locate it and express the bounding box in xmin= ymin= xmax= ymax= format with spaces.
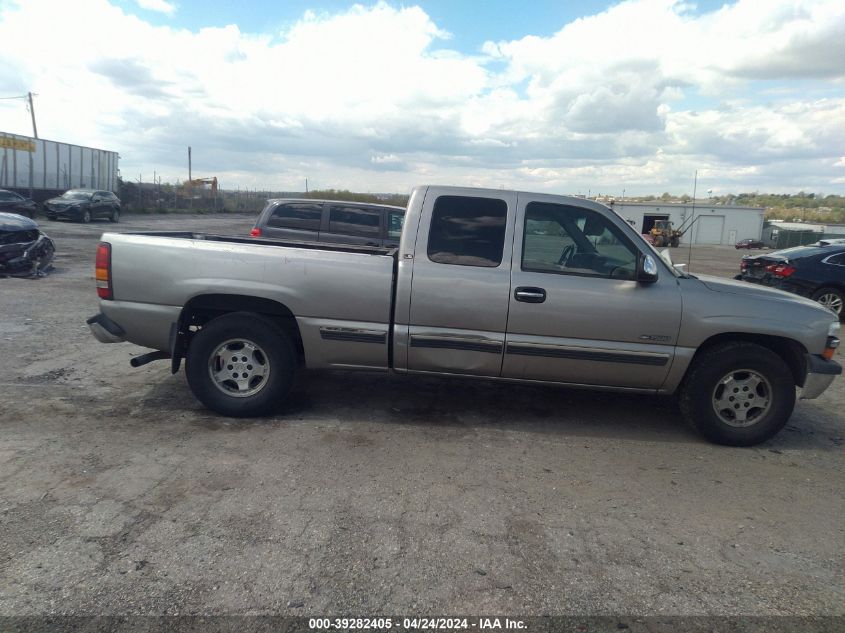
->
xmin=185 ymin=312 xmax=297 ymax=417
xmin=679 ymin=342 xmax=795 ymax=446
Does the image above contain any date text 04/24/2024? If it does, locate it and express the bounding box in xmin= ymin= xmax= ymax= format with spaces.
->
xmin=308 ymin=618 xmax=526 ymax=630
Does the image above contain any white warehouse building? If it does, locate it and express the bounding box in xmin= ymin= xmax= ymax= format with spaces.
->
xmin=608 ymin=201 xmax=765 ymax=245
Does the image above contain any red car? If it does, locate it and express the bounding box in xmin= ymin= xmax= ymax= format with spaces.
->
xmin=735 ymin=238 xmax=765 ymax=249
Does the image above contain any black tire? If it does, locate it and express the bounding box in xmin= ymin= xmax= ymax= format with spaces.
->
xmin=185 ymin=312 xmax=297 ymax=417
xmin=81 ymin=209 xmax=91 ymax=223
xmin=110 ymin=207 xmax=120 ymax=223
xmin=679 ymin=342 xmax=795 ymax=446
xmin=811 ymin=287 xmax=844 ymax=321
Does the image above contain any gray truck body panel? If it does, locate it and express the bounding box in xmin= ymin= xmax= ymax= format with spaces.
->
xmin=93 ymin=185 xmax=839 ymax=397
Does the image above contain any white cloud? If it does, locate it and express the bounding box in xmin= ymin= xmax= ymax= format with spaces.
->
xmin=0 ymin=0 xmax=842 ymax=194
xmin=135 ymin=0 xmax=176 ymax=16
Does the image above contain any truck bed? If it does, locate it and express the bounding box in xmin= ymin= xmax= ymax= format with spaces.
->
xmin=98 ymin=230 xmax=397 ymax=361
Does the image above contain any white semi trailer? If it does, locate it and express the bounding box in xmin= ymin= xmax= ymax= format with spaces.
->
xmin=0 ymin=131 xmax=119 ymax=201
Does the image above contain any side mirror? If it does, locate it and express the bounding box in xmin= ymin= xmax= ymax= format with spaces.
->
xmin=637 ymin=254 xmax=658 ymax=283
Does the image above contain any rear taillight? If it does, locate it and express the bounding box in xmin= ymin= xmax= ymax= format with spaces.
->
xmin=95 ymin=242 xmax=112 ymax=299
xmin=740 ymin=260 xmax=748 ymax=271
xmin=765 ymin=263 xmax=796 ymax=278
xmin=250 ymin=227 xmax=261 ymax=237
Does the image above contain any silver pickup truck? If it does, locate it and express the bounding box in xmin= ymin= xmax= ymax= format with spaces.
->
xmin=88 ymin=185 xmax=841 ymax=446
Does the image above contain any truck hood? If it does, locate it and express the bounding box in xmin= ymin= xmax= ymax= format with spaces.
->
xmin=696 ymin=273 xmax=825 ymax=310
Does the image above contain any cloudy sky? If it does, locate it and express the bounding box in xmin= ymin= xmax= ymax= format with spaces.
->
xmin=1 ymin=0 xmax=843 ymax=196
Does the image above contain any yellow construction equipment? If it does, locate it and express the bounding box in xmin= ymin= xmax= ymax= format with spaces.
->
xmin=184 ymin=177 xmax=218 ymax=196
xmin=650 ymin=219 xmax=681 ymax=247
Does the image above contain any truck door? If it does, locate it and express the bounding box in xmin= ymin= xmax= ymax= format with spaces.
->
xmin=502 ymin=195 xmax=682 ymax=389
xmin=405 ymin=189 xmax=516 ymax=376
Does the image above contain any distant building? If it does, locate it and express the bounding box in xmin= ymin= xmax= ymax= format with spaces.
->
xmin=608 ymin=201 xmax=765 ymax=245
xmin=762 ymin=221 xmax=845 ymax=248
xmin=762 ymin=222 xmax=822 ymax=248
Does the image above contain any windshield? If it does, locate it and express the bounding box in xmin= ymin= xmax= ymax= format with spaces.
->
xmin=61 ymin=191 xmax=92 ymax=200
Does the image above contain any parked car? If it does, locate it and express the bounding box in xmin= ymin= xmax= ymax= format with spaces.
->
xmin=0 ymin=189 xmax=38 ymax=219
xmin=250 ymin=199 xmax=405 ymax=247
xmin=0 ymin=212 xmax=55 ymax=277
xmin=735 ymin=238 xmax=765 ymax=249
xmin=738 ymin=244 xmax=845 ymax=319
xmin=44 ymin=189 xmax=120 ymax=223
xmin=87 ymin=185 xmax=841 ymax=447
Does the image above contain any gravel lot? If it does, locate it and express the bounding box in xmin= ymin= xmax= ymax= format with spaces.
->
xmin=1 ymin=214 xmax=843 ymax=617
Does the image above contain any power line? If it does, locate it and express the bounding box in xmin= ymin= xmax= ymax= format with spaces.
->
xmin=0 ymin=92 xmax=39 ymax=137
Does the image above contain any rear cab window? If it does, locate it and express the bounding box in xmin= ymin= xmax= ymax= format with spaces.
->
xmin=427 ymin=196 xmax=507 ymax=267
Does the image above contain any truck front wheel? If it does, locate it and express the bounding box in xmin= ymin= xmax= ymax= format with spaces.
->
xmin=679 ymin=342 xmax=795 ymax=446
xmin=185 ymin=312 xmax=297 ymax=417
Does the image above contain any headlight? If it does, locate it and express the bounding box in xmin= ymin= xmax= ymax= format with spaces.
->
xmin=829 ymin=321 xmax=840 ymax=337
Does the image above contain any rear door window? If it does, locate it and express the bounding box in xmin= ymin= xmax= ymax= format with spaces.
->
xmin=267 ymin=203 xmax=322 ymax=231
xmin=387 ymin=211 xmax=404 ymax=239
xmin=427 ymin=196 xmax=507 ymax=267
xmin=328 ymin=205 xmax=381 ymax=237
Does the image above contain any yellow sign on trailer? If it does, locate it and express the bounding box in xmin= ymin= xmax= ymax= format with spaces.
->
xmin=0 ymin=136 xmax=36 ymax=152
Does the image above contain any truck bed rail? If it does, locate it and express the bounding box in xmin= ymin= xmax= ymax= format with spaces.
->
xmin=120 ymin=231 xmax=397 ymax=256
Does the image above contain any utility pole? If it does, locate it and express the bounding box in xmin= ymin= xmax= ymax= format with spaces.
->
xmin=27 ymin=92 xmax=38 ymax=138
xmin=687 ymin=170 xmax=698 ymax=269
xmin=188 ymin=146 xmax=192 ymax=210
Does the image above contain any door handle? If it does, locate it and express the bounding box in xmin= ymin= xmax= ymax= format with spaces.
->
xmin=514 ymin=287 xmax=546 ymax=303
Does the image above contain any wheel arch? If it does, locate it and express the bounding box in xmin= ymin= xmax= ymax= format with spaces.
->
xmin=812 ymin=283 xmax=845 ymax=296
xmin=686 ymin=332 xmax=808 ymax=388
xmin=172 ymin=293 xmax=305 ymax=373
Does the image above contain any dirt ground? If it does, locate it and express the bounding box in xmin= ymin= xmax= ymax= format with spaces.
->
xmin=1 ymin=214 xmax=843 ymax=617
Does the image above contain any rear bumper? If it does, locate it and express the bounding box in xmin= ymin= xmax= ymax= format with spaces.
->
xmin=87 ymin=312 xmax=126 ymax=343
xmin=800 ymin=354 xmax=842 ymax=399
